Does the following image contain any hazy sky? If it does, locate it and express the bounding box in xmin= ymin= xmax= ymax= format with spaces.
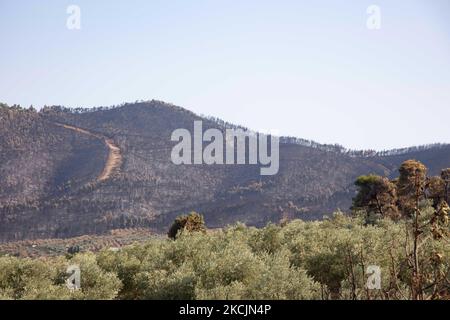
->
xmin=1 ymin=0 xmax=449 ymax=150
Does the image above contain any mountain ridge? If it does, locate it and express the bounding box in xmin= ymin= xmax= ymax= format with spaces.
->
xmin=1 ymin=101 xmax=449 ymax=242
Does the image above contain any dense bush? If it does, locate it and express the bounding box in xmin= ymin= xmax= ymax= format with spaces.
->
xmin=167 ymin=212 xmax=206 ymax=239
xmin=0 ymin=253 xmax=121 ymax=299
xmin=0 ymin=210 xmax=448 ymax=300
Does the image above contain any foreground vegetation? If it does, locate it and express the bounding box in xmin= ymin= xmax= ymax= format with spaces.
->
xmin=0 ymin=211 xmax=448 ymax=300
xmin=0 ymin=160 xmax=448 ymax=300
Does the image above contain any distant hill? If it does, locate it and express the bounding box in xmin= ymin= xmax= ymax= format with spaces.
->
xmin=1 ymin=101 xmax=449 ymax=242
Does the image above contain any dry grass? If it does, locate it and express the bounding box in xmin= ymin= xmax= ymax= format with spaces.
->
xmin=0 ymin=228 xmax=154 ymax=258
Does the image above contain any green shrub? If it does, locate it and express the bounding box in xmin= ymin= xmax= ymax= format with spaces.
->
xmin=0 ymin=213 xmax=448 ymax=300
xmin=168 ymin=212 xmax=206 ymax=239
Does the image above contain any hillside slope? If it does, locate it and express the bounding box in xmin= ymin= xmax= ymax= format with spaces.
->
xmin=1 ymin=101 xmax=449 ymax=241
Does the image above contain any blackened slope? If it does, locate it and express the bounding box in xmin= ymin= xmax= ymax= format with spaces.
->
xmin=0 ymin=108 xmax=108 ymax=205
xmin=0 ymin=101 xmax=448 ymax=241
xmin=54 ymin=122 xmax=122 ymax=182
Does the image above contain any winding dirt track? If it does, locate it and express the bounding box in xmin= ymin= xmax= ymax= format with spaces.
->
xmin=55 ymin=123 xmax=122 ymax=182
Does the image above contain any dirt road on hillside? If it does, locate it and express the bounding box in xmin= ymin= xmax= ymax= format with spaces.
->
xmin=55 ymin=123 xmax=122 ymax=182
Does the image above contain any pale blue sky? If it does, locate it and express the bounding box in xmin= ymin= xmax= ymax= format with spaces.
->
xmin=0 ymin=0 xmax=449 ymax=150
